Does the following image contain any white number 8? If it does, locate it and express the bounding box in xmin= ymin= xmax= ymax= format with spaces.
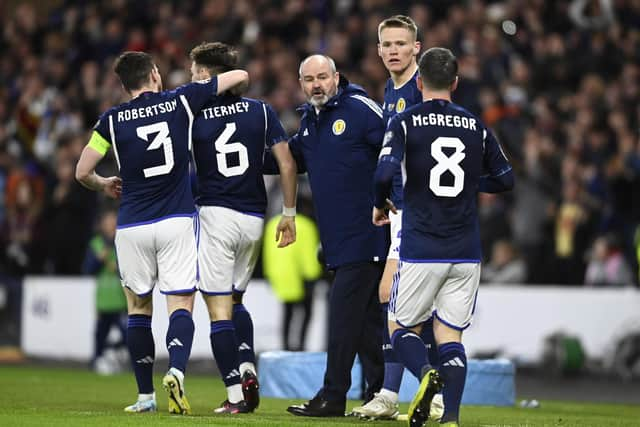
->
xmin=215 ymin=122 xmax=249 ymax=177
xmin=429 ymin=137 xmax=465 ymax=197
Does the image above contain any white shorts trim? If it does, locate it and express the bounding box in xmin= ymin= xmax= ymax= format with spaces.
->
xmin=115 ymin=216 xmax=198 ymax=296
xmin=386 ymin=209 xmax=402 ymax=260
xmin=197 ymin=206 xmax=263 ymax=295
xmin=389 ymin=262 xmax=480 ymax=329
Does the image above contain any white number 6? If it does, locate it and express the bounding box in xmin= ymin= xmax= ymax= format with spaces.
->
xmin=215 ymin=122 xmax=249 ymax=177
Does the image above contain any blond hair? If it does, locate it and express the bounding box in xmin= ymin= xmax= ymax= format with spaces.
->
xmin=378 ymin=15 xmax=418 ymax=41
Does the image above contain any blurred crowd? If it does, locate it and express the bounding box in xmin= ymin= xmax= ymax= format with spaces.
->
xmin=1 ymin=0 xmax=639 ymax=285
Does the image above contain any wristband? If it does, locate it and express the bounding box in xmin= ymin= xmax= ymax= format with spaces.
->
xmin=282 ymin=206 xmax=296 ymax=217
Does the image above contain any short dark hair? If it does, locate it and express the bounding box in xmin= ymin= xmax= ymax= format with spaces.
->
xmin=378 ymin=15 xmax=418 ymax=41
xmin=113 ymin=51 xmax=155 ymax=93
xmin=190 ymin=42 xmax=238 ymax=75
xmin=418 ymin=47 xmax=458 ymax=90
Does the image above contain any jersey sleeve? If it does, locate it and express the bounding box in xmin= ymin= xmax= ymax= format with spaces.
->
xmin=482 ymin=126 xmax=512 ymax=178
xmin=176 ymin=77 xmax=219 ymax=112
xmin=479 ymin=125 xmax=514 ymax=193
xmin=379 ymin=115 xmax=406 ymax=164
xmin=87 ymin=114 xmax=112 ymax=155
xmin=264 ymin=103 xmax=288 ymax=147
xmin=374 ymin=116 xmax=406 ymax=208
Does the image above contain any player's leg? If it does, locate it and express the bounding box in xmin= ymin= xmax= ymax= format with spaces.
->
xmin=198 ymin=206 xmax=257 ymax=413
xmin=354 ymin=210 xmax=434 ymax=420
xmin=380 ymin=259 xmax=404 ymax=397
xmin=157 ymin=216 xmax=199 ymax=415
xmin=389 ymin=262 xmax=447 ymax=427
xmin=232 ymin=292 xmax=256 ymax=380
xmin=162 ymin=293 xmax=195 ymax=415
xmin=351 ymin=258 xmax=400 ymax=419
xmin=204 ymin=293 xmax=249 ymax=414
xmin=115 ymin=224 xmax=157 ymax=413
xmin=122 ymin=287 xmax=156 ymax=412
xmin=432 ymin=262 xmax=481 ymax=426
xmin=230 ymin=215 xmax=263 ymax=411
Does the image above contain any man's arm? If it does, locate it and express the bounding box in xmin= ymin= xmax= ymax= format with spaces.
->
xmin=271 ymin=141 xmax=297 ymax=247
xmin=216 ymin=70 xmax=249 ymax=95
xmin=479 ymin=169 xmax=514 ymax=193
xmin=372 ymin=118 xmax=405 ymax=225
xmin=75 ymin=144 xmax=121 ymax=198
xmin=354 ymin=95 xmax=385 ymax=150
xmin=480 ymin=127 xmax=514 ymax=193
xmin=271 ymin=142 xmax=297 ymax=212
xmin=372 ymin=159 xmax=399 ymax=225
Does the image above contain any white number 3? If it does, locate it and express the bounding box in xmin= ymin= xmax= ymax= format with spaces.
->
xmin=137 ymin=122 xmax=174 ymax=178
xmin=429 ymin=137 xmax=465 ymax=197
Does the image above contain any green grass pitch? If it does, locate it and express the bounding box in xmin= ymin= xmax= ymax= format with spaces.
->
xmin=1 ymin=365 xmax=638 ymax=426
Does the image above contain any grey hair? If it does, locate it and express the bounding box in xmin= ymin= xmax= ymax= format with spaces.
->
xmin=298 ymin=54 xmax=337 ymax=77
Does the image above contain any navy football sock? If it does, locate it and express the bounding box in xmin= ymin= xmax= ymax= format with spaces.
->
xmin=390 ymin=328 xmax=431 ymax=380
xmin=210 ymin=320 xmax=242 ymax=386
xmin=438 ymin=342 xmax=467 ymax=423
xmin=381 ymin=303 xmax=403 ymax=393
xmin=420 ymin=317 xmax=440 ymax=367
xmin=126 ymin=314 xmax=155 ymax=394
xmin=232 ymin=303 xmax=255 ymax=365
xmin=166 ymin=309 xmax=194 ymax=374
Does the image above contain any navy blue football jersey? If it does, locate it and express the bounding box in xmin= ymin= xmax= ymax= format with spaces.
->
xmin=382 ymin=70 xmax=422 ymax=209
xmin=91 ymin=78 xmax=218 ymax=227
xmin=192 ymin=95 xmax=287 ymax=215
xmin=378 ymin=99 xmax=512 ymax=262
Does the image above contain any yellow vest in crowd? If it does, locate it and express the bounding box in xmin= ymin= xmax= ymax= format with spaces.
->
xmin=263 ymin=214 xmax=322 ymax=302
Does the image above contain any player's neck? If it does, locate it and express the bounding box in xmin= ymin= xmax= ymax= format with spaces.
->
xmin=422 ymin=90 xmax=451 ymax=102
xmin=390 ymin=63 xmax=418 ymax=89
xmin=130 ymin=85 xmax=157 ymax=100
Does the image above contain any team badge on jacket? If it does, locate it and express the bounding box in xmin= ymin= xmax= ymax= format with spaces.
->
xmin=332 ymin=119 xmax=346 ymax=135
xmin=396 ymin=98 xmax=406 ymax=112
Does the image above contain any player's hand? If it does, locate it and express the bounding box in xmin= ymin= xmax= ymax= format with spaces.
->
xmin=385 ymin=198 xmax=398 ymax=215
xmin=372 ymin=199 xmax=396 ymax=226
xmin=276 ymin=215 xmax=296 ymax=248
xmin=372 ymin=206 xmax=389 ymax=226
xmin=103 ymin=176 xmax=122 ymax=199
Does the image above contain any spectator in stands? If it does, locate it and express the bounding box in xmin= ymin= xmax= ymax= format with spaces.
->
xmin=0 ymin=167 xmax=45 ymax=274
xmin=84 ymin=209 xmax=128 ymax=374
xmin=555 ymin=178 xmax=594 ymax=284
xmin=585 ymin=234 xmax=634 ymax=287
xmin=44 ymin=154 xmax=96 ymax=274
xmin=481 ymin=239 xmax=527 ymax=284
xmin=0 ymin=1 xmax=639 ymax=286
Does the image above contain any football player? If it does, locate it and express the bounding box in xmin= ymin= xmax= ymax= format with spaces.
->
xmin=75 ymin=51 xmax=248 ymax=414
